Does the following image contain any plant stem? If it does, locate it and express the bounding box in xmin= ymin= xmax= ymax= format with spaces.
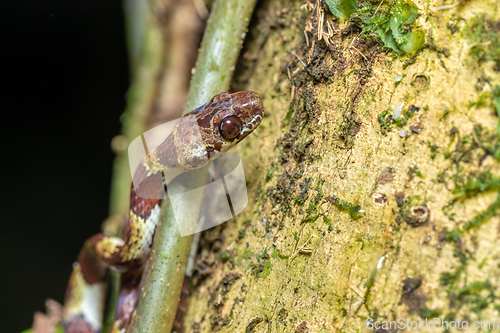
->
xmin=130 ymin=0 xmax=258 ymax=331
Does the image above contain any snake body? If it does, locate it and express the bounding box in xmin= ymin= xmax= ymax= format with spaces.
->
xmin=63 ymin=91 xmax=264 ymax=333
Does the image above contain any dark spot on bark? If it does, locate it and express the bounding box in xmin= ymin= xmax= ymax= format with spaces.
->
xmin=407 ymin=206 xmax=430 ymax=227
xmin=210 ymin=314 xmax=231 ymax=330
xmin=411 ymin=74 xmax=429 ymax=90
xmin=245 ymin=317 xmax=263 ymax=333
xmin=277 ymin=308 xmax=288 ymax=322
xmin=295 ymin=321 xmax=309 ymax=333
xmin=402 ymin=277 xmax=422 ymax=295
xmin=292 ymin=139 xmax=314 ymax=162
xmin=395 ymin=192 xmax=405 ymax=207
xmin=349 ymin=118 xmax=362 ymax=136
xmin=410 ymin=123 xmax=423 ymax=134
xmin=376 ymin=167 xmax=395 ymax=187
xmin=372 ymin=192 xmax=388 ymax=204
xmin=409 ymin=105 xmax=420 ymax=113
xmin=401 ymin=277 xmax=426 ymax=315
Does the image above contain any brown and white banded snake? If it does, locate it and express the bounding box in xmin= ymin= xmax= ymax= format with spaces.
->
xmin=63 ymin=91 xmax=264 ymax=333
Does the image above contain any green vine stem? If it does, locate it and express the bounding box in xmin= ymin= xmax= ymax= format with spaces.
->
xmin=129 ymin=0 xmax=258 ymax=332
xmin=102 ymin=3 xmax=164 ymax=332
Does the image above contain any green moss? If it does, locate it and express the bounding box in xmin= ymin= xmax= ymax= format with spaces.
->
xmin=315 ymin=176 xmax=325 ymax=191
xmin=377 ymin=110 xmax=392 ymax=133
xmin=440 ymin=265 xmax=465 ymax=286
xmin=301 ymin=197 xmax=323 ymax=224
xmin=457 ymin=280 xmax=497 ymax=315
xmin=293 ymin=177 xmax=330 ymax=226
xmin=324 ymin=0 xmax=425 ymax=54
xmin=238 ymin=229 xmax=245 ymax=240
xmin=445 ymin=124 xmax=499 ymax=166
xmin=452 ymin=172 xmax=500 ymax=198
xmin=428 ymin=142 xmax=438 ymax=159
xmin=248 ymin=249 xmax=274 ymax=279
xmin=260 ymin=261 xmax=273 ymax=278
xmin=463 ymin=193 xmax=500 ymax=232
xmin=294 ymin=178 xmax=313 ymax=205
xmin=387 ymin=1 xmax=425 ymax=53
xmin=467 ymin=92 xmax=489 ymax=109
xmin=446 ymin=193 xmax=500 ymax=240
xmin=377 ymin=105 xmax=420 ymax=132
xmin=337 ymin=113 xmax=361 ymax=148
xmin=415 ymin=170 xmax=425 ymax=179
xmin=420 ymin=305 xmax=442 ymax=319
xmin=329 ymin=197 xmax=363 ymax=219
xmin=284 ymin=102 xmax=294 ymax=126
xmin=395 ymin=195 xmax=429 ymax=227
xmin=478 ymin=258 xmax=487 ymax=269
xmin=465 ymin=89 xmax=500 ymax=159
xmin=301 ymin=214 xmax=321 ymax=223
xmin=272 ymin=246 xmax=289 ymax=260
xmin=492 ymin=86 xmax=500 ymax=159
xmin=265 ymin=162 xmax=276 ymax=183
xmin=358 ymin=0 xmax=425 ymax=54
xmin=402 ymin=52 xmax=419 ymax=68
xmin=445 ymin=229 xmax=462 ymax=242
xmin=463 ymin=16 xmax=500 ymax=68
xmin=323 ymin=215 xmax=333 ymax=232
xmin=493 ymin=86 xmax=500 ymax=119
xmin=241 ymin=248 xmax=253 ymax=260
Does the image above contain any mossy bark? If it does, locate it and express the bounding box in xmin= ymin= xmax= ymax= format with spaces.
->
xmin=181 ymin=0 xmax=500 ymax=332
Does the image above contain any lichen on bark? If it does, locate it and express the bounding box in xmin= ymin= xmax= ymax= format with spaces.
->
xmin=182 ymin=0 xmax=500 ymax=332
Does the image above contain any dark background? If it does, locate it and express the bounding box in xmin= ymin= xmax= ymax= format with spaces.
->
xmin=1 ymin=2 xmax=129 ymax=332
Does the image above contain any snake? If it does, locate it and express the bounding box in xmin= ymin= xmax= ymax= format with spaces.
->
xmin=62 ymin=91 xmax=264 ymax=333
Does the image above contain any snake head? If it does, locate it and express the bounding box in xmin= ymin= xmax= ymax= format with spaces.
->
xmin=172 ymin=91 xmax=264 ymax=170
xmin=197 ymin=91 xmax=264 ymax=153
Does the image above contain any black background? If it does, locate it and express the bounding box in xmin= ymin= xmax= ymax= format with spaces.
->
xmin=1 ymin=1 xmax=129 ymax=332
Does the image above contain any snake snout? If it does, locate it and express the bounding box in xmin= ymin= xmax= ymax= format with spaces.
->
xmin=230 ymin=91 xmax=264 ymax=121
xmin=248 ymin=91 xmax=264 ymax=117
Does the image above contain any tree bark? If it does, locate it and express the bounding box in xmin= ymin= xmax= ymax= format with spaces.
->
xmin=175 ymin=0 xmax=500 ymax=332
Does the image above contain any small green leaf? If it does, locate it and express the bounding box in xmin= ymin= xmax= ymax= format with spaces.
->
xmin=390 ymin=0 xmax=418 ymax=26
xmin=494 ymin=96 xmax=500 ymax=117
xmin=397 ymin=29 xmax=425 ymax=54
xmin=377 ymin=27 xmax=402 ymax=53
xmin=365 ymin=0 xmax=425 ymax=54
xmin=325 ymin=0 xmax=358 ymax=20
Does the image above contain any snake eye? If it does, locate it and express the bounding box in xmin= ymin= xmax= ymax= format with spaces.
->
xmin=219 ymin=116 xmax=242 ymax=141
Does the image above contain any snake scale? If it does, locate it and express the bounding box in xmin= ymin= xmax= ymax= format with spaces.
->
xmin=63 ymin=91 xmax=264 ymax=333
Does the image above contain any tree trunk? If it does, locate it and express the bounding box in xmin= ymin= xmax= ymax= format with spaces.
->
xmin=172 ymin=0 xmax=500 ymax=332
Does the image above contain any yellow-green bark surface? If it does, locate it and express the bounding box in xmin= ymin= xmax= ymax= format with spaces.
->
xmin=183 ymin=0 xmax=500 ymax=332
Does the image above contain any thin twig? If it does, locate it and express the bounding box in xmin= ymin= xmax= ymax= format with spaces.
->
xmin=372 ymin=0 xmax=384 ymax=17
xmin=291 ymin=50 xmax=308 ymax=68
xmin=433 ymin=4 xmax=457 ymax=11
